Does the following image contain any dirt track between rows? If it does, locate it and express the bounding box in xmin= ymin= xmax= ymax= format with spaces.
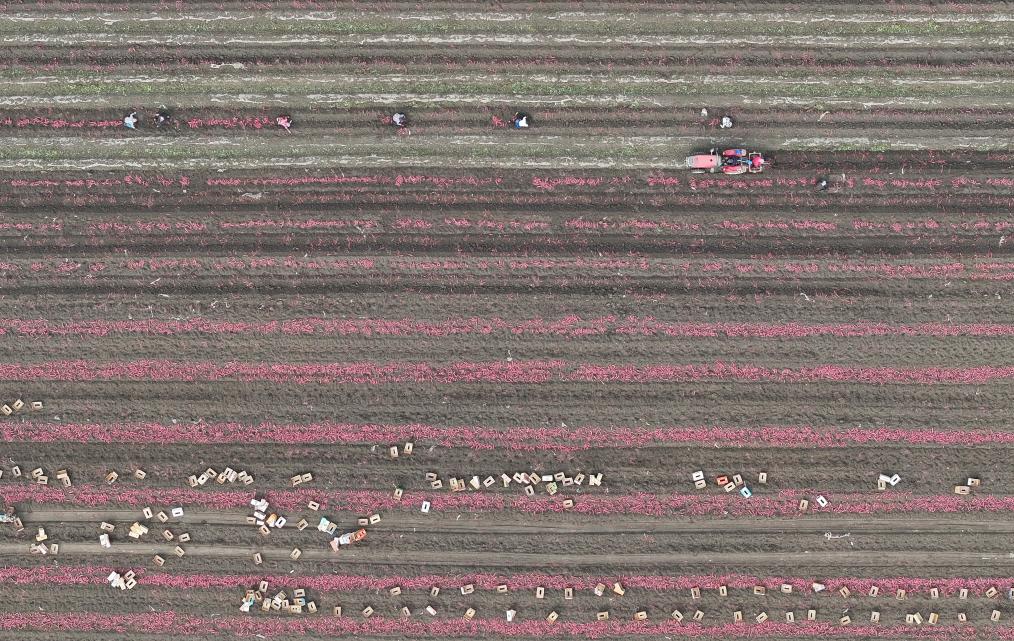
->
xmin=14 ymin=509 xmax=1014 ymax=536
xmin=7 ymin=541 xmax=1014 ymax=569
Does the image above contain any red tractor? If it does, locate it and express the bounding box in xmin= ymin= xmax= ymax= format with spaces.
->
xmin=686 ymin=148 xmax=766 ymax=174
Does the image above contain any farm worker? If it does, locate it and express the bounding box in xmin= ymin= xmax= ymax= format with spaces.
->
xmin=392 ymin=112 xmax=407 ymax=127
xmin=153 ymin=107 xmax=171 ymax=128
xmin=751 ymin=155 xmax=764 ymax=170
xmin=719 ymin=115 xmax=733 ymax=129
xmin=513 ymin=112 xmax=529 ymax=129
xmin=722 ymin=151 xmax=742 ymax=166
xmin=276 ymin=114 xmax=292 ymax=132
xmin=123 ymin=111 xmax=138 ymax=130
xmin=816 ymin=177 xmax=829 ymax=191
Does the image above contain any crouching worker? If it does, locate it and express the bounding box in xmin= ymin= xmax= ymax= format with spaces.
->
xmin=512 ymin=112 xmax=530 ymax=129
xmin=152 ymin=107 xmax=172 ymax=128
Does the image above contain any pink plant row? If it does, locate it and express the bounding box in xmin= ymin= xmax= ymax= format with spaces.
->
xmin=206 ymin=173 xmax=503 ymax=188
xmin=2 ymin=360 xmax=1014 ymax=385
xmin=0 ymin=116 xmax=270 ymax=131
xmin=4 ymin=256 xmax=1014 ymax=281
xmin=8 ymin=174 xmax=190 ymax=188
xmin=0 ymin=117 xmax=122 ymax=129
xmin=5 ymin=421 xmax=1014 ymax=452
xmin=3 ymin=566 xmax=1011 ymax=598
xmin=3 ymin=317 xmax=1013 ymax=340
xmin=13 ymin=215 xmax=1014 ymax=238
xmin=4 ymin=485 xmax=1014 ymax=518
xmin=14 ymin=186 xmax=1004 ymax=212
xmin=0 ymin=613 xmax=997 ymax=639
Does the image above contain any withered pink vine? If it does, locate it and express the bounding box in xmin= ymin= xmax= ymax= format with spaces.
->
xmin=0 ymin=613 xmax=993 ymax=639
xmin=4 ymin=421 xmax=1014 ymax=451
xmin=2 ymin=566 xmax=1010 ymax=597
xmin=2 ymin=360 xmax=1014 ymax=385
xmin=3 ymin=317 xmax=1013 ymax=339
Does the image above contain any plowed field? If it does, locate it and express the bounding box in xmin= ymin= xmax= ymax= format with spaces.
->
xmin=1 ymin=2 xmax=1014 ymax=640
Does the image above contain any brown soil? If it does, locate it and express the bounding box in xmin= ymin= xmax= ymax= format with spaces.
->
xmin=2 ymin=1 xmax=1014 ymax=639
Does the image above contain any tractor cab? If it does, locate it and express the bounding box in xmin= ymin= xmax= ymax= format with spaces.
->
xmin=686 ymin=148 xmax=766 ymax=174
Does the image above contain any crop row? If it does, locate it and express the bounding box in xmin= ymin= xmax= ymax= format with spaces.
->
xmin=6 ymin=218 xmax=1014 ymax=254
xmin=4 ymin=565 xmax=1014 ymax=597
xmin=0 ymin=612 xmax=1007 ymax=639
xmin=3 ymin=360 xmax=1014 ymax=385
xmin=6 ymin=58 xmax=1014 ymax=78
xmin=4 ymin=421 xmax=1014 ymax=450
xmin=5 ymin=72 xmax=1014 ymax=101
xmin=3 ymin=8 xmax=1010 ymax=36
xmin=4 ymin=318 xmax=1014 ymax=340
xmin=6 ymin=190 xmax=1012 ymax=215
xmin=4 ymin=486 xmax=1014 ymax=517
xmin=10 ymin=216 xmax=1014 ymax=235
xmin=3 ymin=172 xmax=1013 ymax=192
xmin=4 ymin=257 xmax=1014 ymax=280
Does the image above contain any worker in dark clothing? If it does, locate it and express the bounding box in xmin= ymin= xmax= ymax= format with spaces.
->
xmin=153 ymin=107 xmax=172 ymax=128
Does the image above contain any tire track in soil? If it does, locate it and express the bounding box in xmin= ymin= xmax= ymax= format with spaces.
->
xmin=5 ymin=542 xmax=1014 ymax=569
xmin=13 ymin=509 xmax=1014 ymax=536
